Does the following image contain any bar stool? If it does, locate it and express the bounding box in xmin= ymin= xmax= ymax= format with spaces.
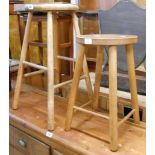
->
xmin=65 ymin=34 xmax=140 ymax=151
xmin=12 ymin=3 xmax=94 ymax=131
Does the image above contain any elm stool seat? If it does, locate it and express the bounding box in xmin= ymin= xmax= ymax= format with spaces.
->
xmin=65 ymin=34 xmax=140 ymax=151
xmin=12 ymin=3 xmax=82 ymax=131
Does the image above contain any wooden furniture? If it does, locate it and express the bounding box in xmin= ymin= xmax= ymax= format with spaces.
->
xmin=17 ymin=11 xmax=74 ymax=89
xmin=65 ymin=33 xmax=140 ymax=151
xmin=9 ymin=0 xmax=74 ymax=90
xmin=10 ymin=125 xmax=51 ymax=155
xmin=12 ymin=3 xmax=78 ymax=131
xmin=9 ymin=90 xmax=146 ymax=155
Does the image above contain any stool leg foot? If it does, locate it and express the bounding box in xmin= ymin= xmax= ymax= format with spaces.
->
xmin=109 ymin=46 xmax=118 ymax=152
xmin=65 ymin=45 xmax=85 ymax=131
xmin=12 ymin=12 xmax=33 ymax=110
xmin=126 ymin=45 xmax=140 ymax=124
xmin=47 ymin=12 xmax=55 ymax=130
xmin=93 ymin=46 xmax=104 ymax=110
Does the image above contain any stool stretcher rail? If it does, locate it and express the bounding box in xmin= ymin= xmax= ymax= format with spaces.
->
xmin=73 ymin=106 xmax=110 ymax=120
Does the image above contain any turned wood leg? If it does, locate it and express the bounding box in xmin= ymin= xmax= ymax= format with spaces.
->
xmin=47 ymin=12 xmax=55 ymax=131
xmin=109 ymin=46 xmax=118 ymax=152
xmin=83 ymin=51 xmax=94 ymax=101
xmin=12 ymin=12 xmax=33 ymax=110
xmin=126 ymin=45 xmax=140 ymax=124
xmin=53 ymin=15 xmax=61 ymax=94
xmin=69 ymin=19 xmax=73 ymax=78
xmin=93 ymin=46 xmax=104 ymax=110
xmin=37 ymin=21 xmax=44 ymax=88
xmin=65 ymin=45 xmax=85 ymax=131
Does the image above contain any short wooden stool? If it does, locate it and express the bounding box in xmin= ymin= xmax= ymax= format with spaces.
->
xmin=12 ymin=3 xmax=80 ymax=131
xmin=65 ymin=34 xmax=140 ymax=151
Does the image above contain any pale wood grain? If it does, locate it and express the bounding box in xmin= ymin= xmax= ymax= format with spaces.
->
xmin=93 ymin=46 xmax=104 ymax=109
xmin=12 ymin=12 xmax=33 ymax=110
xmin=47 ymin=11 xmax=55 ymax=130
xmin=65 ymin=45 xmax=85 ymax=131
xmin=126 ymin=45 xmax=140 ymax=124
xmin=108 ymin=46 xmax=118 ymax=151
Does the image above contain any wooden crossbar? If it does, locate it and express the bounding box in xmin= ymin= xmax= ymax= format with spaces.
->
xmin=24 ymin=69 xmax=46 ymax=77
xmin=73 ymin=106 xmax=109 ymax=120
xmin=118 ymin=109 xmax=135 ymax=128
xmin=57 ymin=56 xmax=76 ymax=62
xmin=79 ymin=100 xmax=93 ymax=108
xmin=57 ymin=55 xmax=96 ymax=63
xmin=74 ymin=100 xmax=93 ymax=113
xmin=23 ymin=61 xmax=47 ymax=70
xmin=54 ymin=75 xmax=87 ymax=89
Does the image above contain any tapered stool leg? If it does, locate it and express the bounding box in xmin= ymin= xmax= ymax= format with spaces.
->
xmin=126 ymin=45 xmax=140 ymax=124
xmin=53 ymin=15 xmax=61 ymax=94
xmin=65 ymin=45 xmax=85 ymax=131
xmin=109 ymin=46 xmax=118 ymax=152
xmin=47 ymin=12 xmax=55 ymax=130
xmin=93 ymin=46 xmax=104 ymax=110
xmin=83 ymin=54 xmax=94 ymax=100
xmin=72 ymin=13 xmax=93 ymax=100
xmin=12 ymin=12 xmax=33 ymax=110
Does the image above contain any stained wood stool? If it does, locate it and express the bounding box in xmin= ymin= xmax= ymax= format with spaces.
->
xmin=12 ymin=3 xmax=82 ymax=131
xmin=65 ymin=34 xmax=140 ymax=151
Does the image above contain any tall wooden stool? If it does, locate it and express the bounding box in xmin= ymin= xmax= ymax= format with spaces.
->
xmin=12 ymin=3 xmax=81 ymax=131
xmin=65 ymin=34 xmax=140 ymax=151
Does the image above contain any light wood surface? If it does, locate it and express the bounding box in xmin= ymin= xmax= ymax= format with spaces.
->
xmin=12 ymin=12 xmax=33 ymax=110
xmin=72 ymin=12 xmax=94 ymax=101
xmin=70 ymin=13 xmax=140 ymax=152
xmin=108 ymin=45 xmax=118 ymax=151
xmin=10 ymin=2 xmax=76 ymax=89
xmin=65 ymin=45 xmax=85 ymax=131
xmin=14 ymin=3 xmax=79 ymax=12
xmin=93 ymin=46 xmax=104 ymax=109
xmin=53 ymin=14 xmax=60 ymax=93
xmin=82 ymin=54 xmax=94 ymax=101
xmin=9 ymin=90 xmax=146 ymax=155
xmin=23 ymin=61 xmax=48 ymax=70
xmin=76 ymin=34 xmax=138 ymax=45
xmin=24 ymin=69 xmax=46 ymax=77
xmin=73 ymin=106 xmax=109 ymax=120
xmin=12 ymin=3 xmax=79 ymax=130
xmin=126 ymin=45 xmax=140 ymax=123
xmin=47 ymin=11 xmax=55 ymax=130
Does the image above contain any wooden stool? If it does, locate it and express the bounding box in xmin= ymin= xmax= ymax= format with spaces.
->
xmin=12 ymin=3 xmax=81 ymax=131
xmin=65 ymin=34 xmax=140 ymax=151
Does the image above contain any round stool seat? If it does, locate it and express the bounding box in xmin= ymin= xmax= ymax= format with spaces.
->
xmin=24 ymin=3 xmax=79 ymax=12
xmin=76 ymin=34 xmax=138 ymax=45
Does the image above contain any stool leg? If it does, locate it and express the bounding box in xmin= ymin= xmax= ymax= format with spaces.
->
xmin=69 ymin=19 xmax=74 ymax=78
xmin=126 ymin=45 xmax=140 ymax=124
xmin=83 ymin=53 xmax=94 ymax=100
xmin=53 ymin=15 xmax=61 ymax=94
xmin=93 ymin=46 xmax=104 ymax=110
xmin=37 ymin=21 xmax=44 ymax=88
xmin=109 ymin=46 xmax=118 ymax=152
xmin=47 ymin=12 xmax=55 ymax=130
xmin=12 ymin=12 xmax=33 ymax=110
xmin=65 ymin=45 xmax=85 ymax=131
